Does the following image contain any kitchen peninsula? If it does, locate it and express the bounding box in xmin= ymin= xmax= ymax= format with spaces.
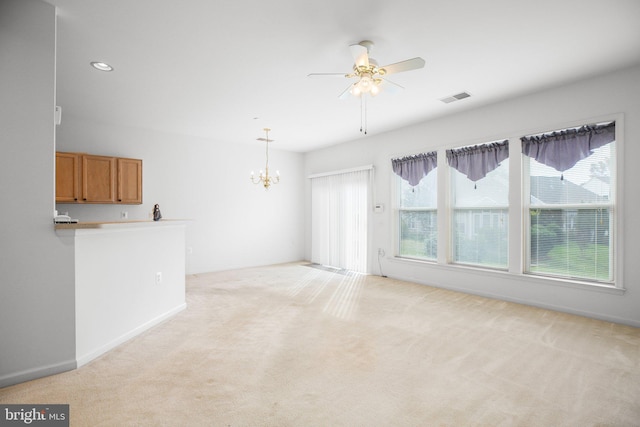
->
xmin=56 ymin=220 xmax=186 ymax=367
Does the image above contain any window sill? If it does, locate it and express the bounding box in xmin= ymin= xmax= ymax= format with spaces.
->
xmin=388 ymin=256 xmax=625 ymax=296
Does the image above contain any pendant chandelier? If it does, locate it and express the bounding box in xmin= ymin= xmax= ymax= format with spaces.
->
xmin=250 ymin=128 xmax=280 ymax=190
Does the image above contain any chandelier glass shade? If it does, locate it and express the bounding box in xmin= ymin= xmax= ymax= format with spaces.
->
xmin=250 ymin=128 xmax=280 ymax=190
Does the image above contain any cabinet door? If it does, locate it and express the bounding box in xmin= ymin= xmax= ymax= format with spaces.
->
xmin=82 ymin=155 xmax=116 ymax=203
xmin=117 ymin=158 xmax=142 ymax=204
xmin=56 ymin=152 xmax=80 ymax=203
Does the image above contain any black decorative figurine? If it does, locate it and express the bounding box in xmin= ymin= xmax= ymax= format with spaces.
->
xmin=153 ymin=204 xmax=162 ymax=221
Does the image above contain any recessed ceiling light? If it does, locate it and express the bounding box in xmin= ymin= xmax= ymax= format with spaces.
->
xmin=90 ymin=61 xmax=113 ymax=72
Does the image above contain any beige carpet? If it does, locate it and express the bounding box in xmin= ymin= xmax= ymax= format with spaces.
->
xmin=2 ymin=262 xmax=639 ymax=426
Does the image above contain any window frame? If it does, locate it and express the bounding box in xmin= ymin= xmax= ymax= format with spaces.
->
xmin=394 ymin=162 xmax=438 ymax=262
xmin=522 ymin=122 xmax=617 ymax=285
xmin=449 ymin=151 xmax=510 ymax=270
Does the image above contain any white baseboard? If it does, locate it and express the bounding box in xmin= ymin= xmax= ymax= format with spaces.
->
xmin=1 ymin=304 xmax=187 ymax=389
xmin=76 ymin=303 xmax=187 ymax=368
xmin=0 ymin=360 xmax=77 ymax=389
xmin=389 ymin=272 xmax=640 ymax=328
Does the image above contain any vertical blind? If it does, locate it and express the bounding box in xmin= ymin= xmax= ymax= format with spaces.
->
xmin=310 ymin=168 xmax=370 ymax=273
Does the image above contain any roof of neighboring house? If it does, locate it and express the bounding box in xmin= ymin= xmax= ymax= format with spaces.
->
xmin=530 ymin=176 xmax=604 ymax=205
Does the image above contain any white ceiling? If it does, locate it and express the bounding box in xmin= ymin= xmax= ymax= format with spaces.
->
xmin=45 ymin=0 xmax=640 ymax=152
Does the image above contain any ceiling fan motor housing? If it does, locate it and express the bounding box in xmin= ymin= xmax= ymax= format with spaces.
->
xmin=358 ymin=40 xmax=374 ymax=52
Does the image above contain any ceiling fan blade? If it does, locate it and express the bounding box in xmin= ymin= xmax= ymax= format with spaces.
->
xmin=380 ymin=57 xmax=425 ymax=75
xmin=349 ymin=43 xmax=369 ymax=68
xmin=379 ymin=78 xmax=405 ymax=95
xmin=338 ymin=83 xmax=355 ymax=99
xmin=307 ymin=73 xmax=348 ymax=78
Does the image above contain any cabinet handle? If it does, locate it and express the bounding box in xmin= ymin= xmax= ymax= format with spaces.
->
xmin=83 ymin=198 xmax=87 ymax=201
xmin=74 ymin=198 xmax=78 ymax=201
xmin=118 ymin=199 xmax=122 ymax=202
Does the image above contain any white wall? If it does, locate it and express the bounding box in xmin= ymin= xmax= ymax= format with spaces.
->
xmin=55 ymin=116 xmax=306 ymax=274
xmin=304 ymin=64 xmax=640 ymax=327
xmin=0 ymin=0 xmax=77 ymax=387
xmin=64 ymin=223 xmax=186 ymax=366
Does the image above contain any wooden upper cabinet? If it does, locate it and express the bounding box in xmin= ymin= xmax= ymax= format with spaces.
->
xmin=82 ymin=154 xmax=116 ymax=203
xmin=56 ymin=152 xmax=81 ymax=202
xmin=117 ymin=157 xmax=142 ymax=204
xmin=56 ymin=151 xmax=142 ymax=204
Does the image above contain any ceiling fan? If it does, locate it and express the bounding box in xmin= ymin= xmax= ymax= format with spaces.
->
xmin=308 ymin=40 xmax=425 ymax=99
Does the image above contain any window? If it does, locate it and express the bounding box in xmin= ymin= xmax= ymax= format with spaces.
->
xmin=390 ymin=119 xmax=619 ymax=289
xmin=522 ymin=122 xmax=615 ymax=283
xmin=392 ymin=152 xmax=437 ymax=260
xmin=448 ymin=141 xmax=509 ymax=269
xmin=398 ymin=170 xmax=438 ymax=260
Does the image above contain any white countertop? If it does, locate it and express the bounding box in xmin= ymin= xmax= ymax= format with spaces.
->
xmin=54 ymin=219 xmax=188 ymax=231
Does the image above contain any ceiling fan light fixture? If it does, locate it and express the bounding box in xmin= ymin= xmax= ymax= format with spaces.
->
xmin=359 ymin=74 xmax=373 ymax=90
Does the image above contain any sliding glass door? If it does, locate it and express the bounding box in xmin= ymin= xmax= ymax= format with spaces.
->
xmin=310 ymin=168 xmax=370 ymax=273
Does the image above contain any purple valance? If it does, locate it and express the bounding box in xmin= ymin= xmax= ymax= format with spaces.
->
xmin=391 ymin=152 xmax=437 ymax=186
xmin=446 ymin=140 xmax=509 ymax=182
xmin=521 ymin=122 xmax=615 ymax=172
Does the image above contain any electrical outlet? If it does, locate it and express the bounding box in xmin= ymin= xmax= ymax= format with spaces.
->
xmin=120 ymin=211 xmax=128 ymax=219
xmin=378 ymin=248 xmax=385 ymax=257
xmin=155 ymin=272 xmax=162 ymax=284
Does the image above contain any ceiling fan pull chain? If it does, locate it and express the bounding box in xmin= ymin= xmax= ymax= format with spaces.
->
xmin=359 ymin=96 xmax=363 ymax=133
xmin=364 ymin=95 xmax=368 ymax=135
xmin=359 ymin=95 xmax=368 ymax=134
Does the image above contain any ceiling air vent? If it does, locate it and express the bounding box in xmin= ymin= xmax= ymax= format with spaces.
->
xmin=440 ymin=91 xmax=471 ymax=104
